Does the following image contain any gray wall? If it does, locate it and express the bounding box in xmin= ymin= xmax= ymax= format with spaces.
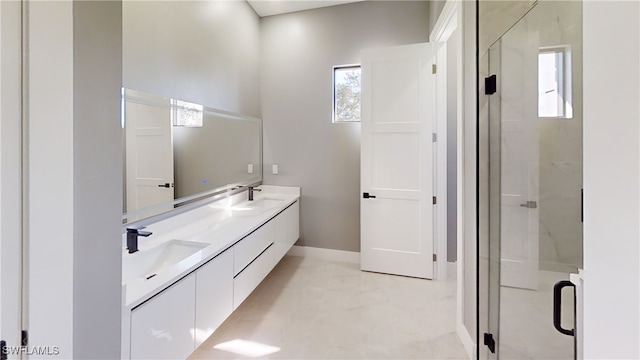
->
xmin=123 ymin=1 xmax=261 ymax=117
xmin=261 ymin=1 xmax=431 ymax=252
xmin=428 ymin=0 xmax=459 ymax=264
xmin=447 ymin=29 xmax=459 ymax=263
xmin=73 ymin=2 xmax=123 ymax=358
xmin=429 ymin=1 xmax=447 ymax=33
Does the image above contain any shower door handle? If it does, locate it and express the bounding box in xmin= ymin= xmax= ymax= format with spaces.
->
xmin=520 ymin=201 xmax=537 ymax=209
xmin=553 ymin=280 xmax=576 ymax=336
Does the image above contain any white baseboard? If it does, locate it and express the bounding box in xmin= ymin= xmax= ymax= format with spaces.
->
xmin=457 ymin=322 xmax=475 ymax=359
xmin=287 ymin=245 xmax=360 ymax=264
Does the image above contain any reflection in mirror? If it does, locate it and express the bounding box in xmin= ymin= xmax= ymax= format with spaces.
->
xmin=123 ymin=89 xmax=262 ymax=223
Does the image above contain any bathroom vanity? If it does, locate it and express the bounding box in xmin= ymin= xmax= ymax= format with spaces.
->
xmin=120 ymin=185 xmax=300 ymax=359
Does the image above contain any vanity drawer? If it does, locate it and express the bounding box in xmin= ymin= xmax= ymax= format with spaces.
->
xmin=233 ymin=243 xmax=275 ymax=310
xmin=233 ymin=221 xmax=274 ymax=276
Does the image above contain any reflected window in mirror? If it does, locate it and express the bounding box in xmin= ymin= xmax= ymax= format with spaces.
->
xmin=173 ymin=99 xmax=204 ymax=127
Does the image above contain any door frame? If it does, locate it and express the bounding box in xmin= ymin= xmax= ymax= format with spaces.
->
xmin=430 ymin=0 xmax=474 ymax=357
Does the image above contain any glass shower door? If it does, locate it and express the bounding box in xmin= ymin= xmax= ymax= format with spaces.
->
xmin=485 ymin=1 xmax=583 ymax=358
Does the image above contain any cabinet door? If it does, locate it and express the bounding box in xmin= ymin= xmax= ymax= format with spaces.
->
xmin=273 ymin=201 xmax=300 ymax=262
xmin=130 ymin=274 xmax=196 ymax=360
xmin=194 ymin=249 xmax=233 ymax=349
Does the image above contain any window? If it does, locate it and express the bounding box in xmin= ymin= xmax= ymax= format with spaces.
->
xmin=538 ymin=47 xmax=573 ymax=118
xmin=333 ymin=65 xmax=361 ymax=122
xmin=172 ymin=99 xmax=204 ymax=127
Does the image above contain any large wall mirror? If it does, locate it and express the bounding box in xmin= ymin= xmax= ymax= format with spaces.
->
xmin=123 ymin=89 xmax=262 ymax=223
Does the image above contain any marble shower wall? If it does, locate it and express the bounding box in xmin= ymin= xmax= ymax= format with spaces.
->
xmin=534 ymin=1 xmax=583 ymax=272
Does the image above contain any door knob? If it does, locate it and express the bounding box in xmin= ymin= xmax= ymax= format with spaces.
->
xmin=363 ymin=192 xmax=377 ymax=199
xmin=157 ymin=183 xmax=173 ymax=188
xmin=520 ymin=201 xmax=537 ymax=209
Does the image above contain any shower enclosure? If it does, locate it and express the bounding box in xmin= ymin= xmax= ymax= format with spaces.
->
xmin=481 ymin=1 xmax=583 ymax=358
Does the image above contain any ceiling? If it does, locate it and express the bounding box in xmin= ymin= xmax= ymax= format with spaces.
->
xmin=247 ymin=0 xmax=365 ymax=17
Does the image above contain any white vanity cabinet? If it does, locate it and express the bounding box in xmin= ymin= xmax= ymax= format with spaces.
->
xmin=130 ymin=273 xmax=196 ymax=360
xmin=194 ymin=249 xmax=234 ymax=348
xmin=124 ymin=196 xmax=300 ymax=359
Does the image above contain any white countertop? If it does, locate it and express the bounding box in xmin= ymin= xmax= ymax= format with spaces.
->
xmin=122 ymin=185 xmax=300 ymax=309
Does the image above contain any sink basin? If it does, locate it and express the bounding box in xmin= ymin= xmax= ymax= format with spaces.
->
xmin=229 ymin=198 xmax=284 ymax=215
xmin=123 ymin=239 xmax=208 ymax=284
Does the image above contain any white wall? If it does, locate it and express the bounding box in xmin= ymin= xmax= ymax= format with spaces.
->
xmin=28 ymin=3 xmax=75 ymax=356
xmin=261 ymin=1 xmax=432 ymax=252
xmin=123 ymin=0 xmax=261 ymax=117
xmin=583 ymin=1 xmax=640 ymax=358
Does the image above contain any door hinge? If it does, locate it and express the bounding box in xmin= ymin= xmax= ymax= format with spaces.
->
xmin=432 ymin=254 xmax=437 ymax=262
xmin=432 ymin=196 xmax=437 ymax=205
xmin=484 ymin=333 xmax=496 ymax=353
xmin=432 ymin=133 xmax=437 ymax=142
xmin=21 ymin=330 xmax=28 ymax=347
xmin=432 ymin=64 xmax=437 ymax=74
xmin=485 ymin=74 xmax=497 ymax=95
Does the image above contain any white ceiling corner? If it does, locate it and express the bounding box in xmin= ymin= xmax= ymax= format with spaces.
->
xmin=247 ymin=0 xmax=366 ymax=17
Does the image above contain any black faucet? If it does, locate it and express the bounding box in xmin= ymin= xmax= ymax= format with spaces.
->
xmin=126 ymin=227 xmax=153 ymax=254
xmin=248 ymin=186 xmax=262 ymax=201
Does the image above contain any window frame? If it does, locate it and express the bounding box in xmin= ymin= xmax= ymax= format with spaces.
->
xmin=332 ymin=64 xmax=362 ymax=123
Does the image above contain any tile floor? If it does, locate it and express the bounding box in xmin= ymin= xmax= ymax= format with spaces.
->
xmin=189 ymin=255 xmax=468 ymax=359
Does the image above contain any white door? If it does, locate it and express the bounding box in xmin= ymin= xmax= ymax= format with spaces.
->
xmin=360 ymin=43 xmax=436 ymax=279
xmin=125 ymin=91 xmax=174 ymax=220
xmin=498 ymin=30 xmax=539 ymax=290
xmin=0 ymin=0 xmax=25 ymax=353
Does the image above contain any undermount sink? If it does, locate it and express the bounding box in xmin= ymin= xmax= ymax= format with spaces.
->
xmin=123 ymin=239 xmax=208 ymax=284
xmin=229 ymin=198 xmax=284 ymax=215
